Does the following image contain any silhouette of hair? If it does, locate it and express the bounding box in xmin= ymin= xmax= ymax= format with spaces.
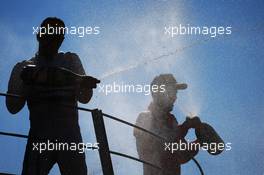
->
xmin=41 ymin=17 xmax=65 ymax=28
xmin=38 ymin=17 xmax=66 ymax=37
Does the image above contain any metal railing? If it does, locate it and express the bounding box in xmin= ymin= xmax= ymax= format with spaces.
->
xmin=0 ymin=92 xmax=203 ymax=175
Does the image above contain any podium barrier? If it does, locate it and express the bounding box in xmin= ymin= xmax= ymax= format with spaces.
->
xmin=0 ymin=92 xmax=203 ymax=175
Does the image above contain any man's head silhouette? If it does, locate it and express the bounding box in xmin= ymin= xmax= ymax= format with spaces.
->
xmin=151 ymin=74 xmax=187 ymax=112
xmin=37 ymin=17 xmax=65 ymax=58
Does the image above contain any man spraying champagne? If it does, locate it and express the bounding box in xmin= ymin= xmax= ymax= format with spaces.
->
xmin=134 ymin=74 xmax=224 ymax=175
xmin=6 ymin=17 xmax=99 ymax=175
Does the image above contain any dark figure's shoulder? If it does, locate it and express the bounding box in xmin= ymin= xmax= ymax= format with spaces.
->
xmin=60 ymin=52 xmax=85 ymax=74
xmin=134 ymin=111 xmax=152 ymax=138
xmin=12 ymin=59 xmax=34 ymax=71
xmin=63 ymin=52 xmax=80 ymax=60
xmin=136 ymin=111 xmax=152 ymax=127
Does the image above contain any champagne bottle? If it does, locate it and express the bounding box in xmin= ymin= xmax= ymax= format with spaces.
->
xmin=195 ymin=122 xmax=225 ymax=155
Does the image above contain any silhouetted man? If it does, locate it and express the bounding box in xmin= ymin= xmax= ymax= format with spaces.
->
xmin=6 ymin=17 xmax=97 ymax=175
xmin=134 ymin=74 xmax=201 ymax=175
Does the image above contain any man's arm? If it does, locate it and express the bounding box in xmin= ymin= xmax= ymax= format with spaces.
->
xmin=134 ymin=112 xmax=156 ymax=160
xmin=175 ymin=117 xmax=201 ymax=164
xmin=176 ymin=127 xmax=200 ymax=164
xmin=6 ymin=61 xmax=28 ymax=114
xmin=70 ymin=53 xmax=93 ymax=104
xmin=134 ymin=112 xmax=148 ymax=138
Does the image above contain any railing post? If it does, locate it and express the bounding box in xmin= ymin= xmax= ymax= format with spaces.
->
xmin=92 ymin=109 xmax=114 ymax=175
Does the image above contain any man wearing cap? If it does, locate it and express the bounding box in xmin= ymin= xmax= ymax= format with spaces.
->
xmin=134 ymin=74 xmax=201 ymax=175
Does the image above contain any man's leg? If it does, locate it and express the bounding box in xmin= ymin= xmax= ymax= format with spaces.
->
xmin=56 ymin=132 xmax=87 ymax=175
xmin=22 ymin=138 xmax=56 ymax=175
xmin=57 ymin=148 xmax=87 ymax=175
